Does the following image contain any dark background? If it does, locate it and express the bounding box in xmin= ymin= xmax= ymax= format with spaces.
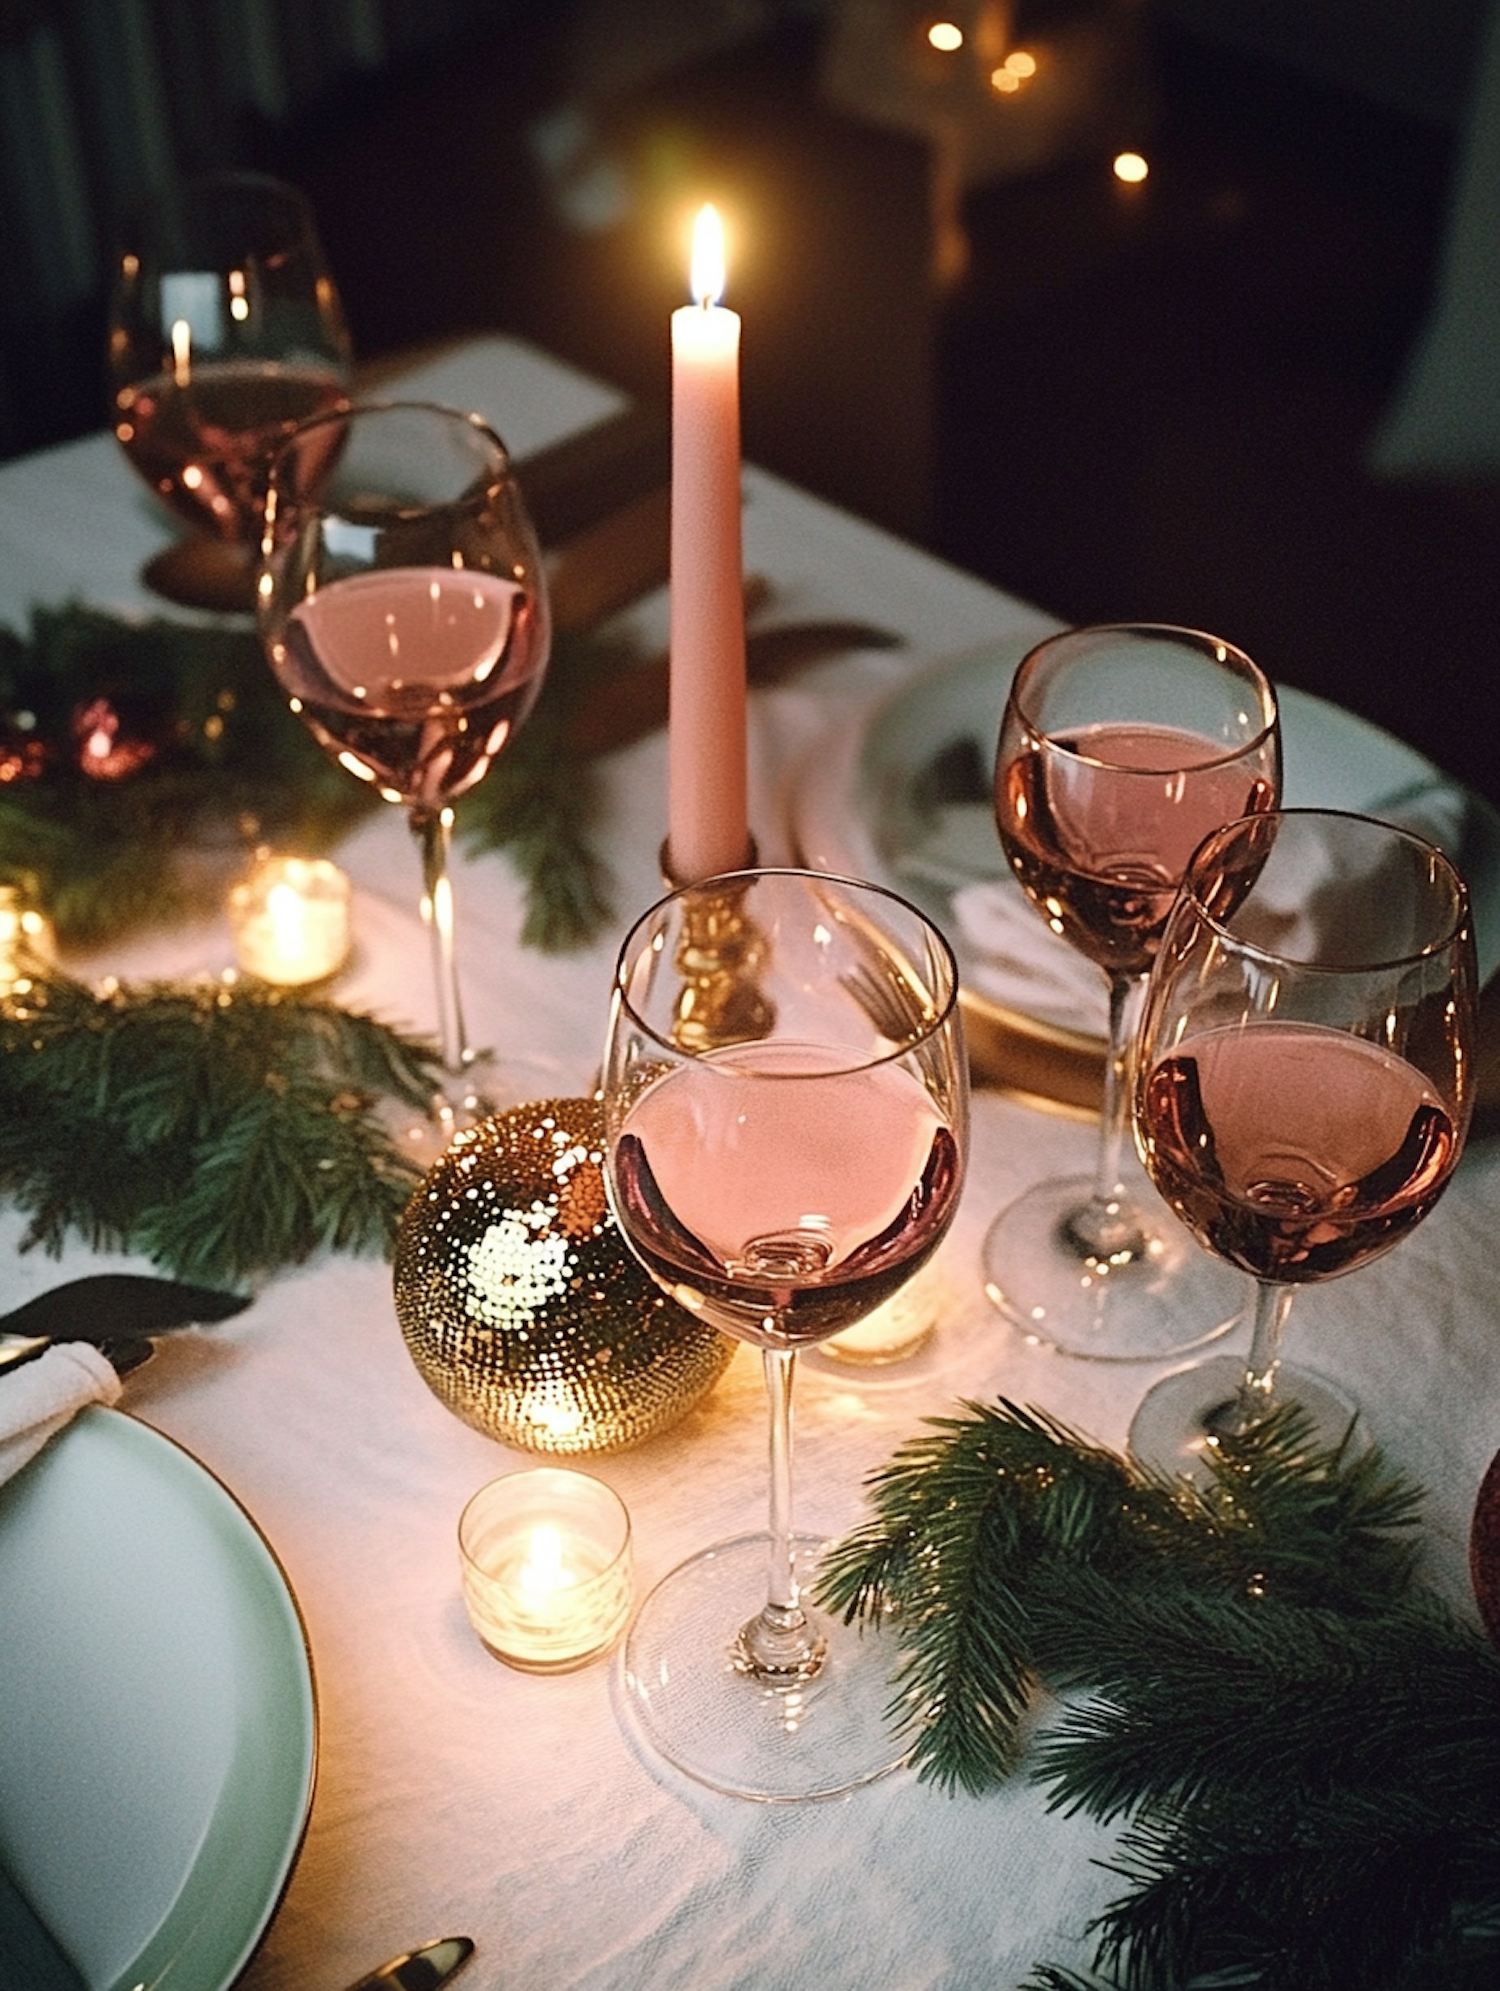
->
xmin=3 ymin=0 xmax=1498 ymax=807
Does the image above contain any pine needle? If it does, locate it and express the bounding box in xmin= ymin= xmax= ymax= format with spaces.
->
xmin=816 ymin=1394 xmax=1492 ymax=1988
xmin=1 ymin=603 xmax=634 ymax=953
xmin=0 ymin=968 xmax=444 ymax=1285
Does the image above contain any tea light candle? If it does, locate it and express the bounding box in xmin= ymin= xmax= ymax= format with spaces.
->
xmin=823 ymin=1259 xmax=950 ymax=1365
xmin=0 ymin=884 xmax=55 ymax=995
xmin=229 ymin=853 xmax=350 ymax=985
xmin=458 ymin=1468 xmax=633 ymax=1673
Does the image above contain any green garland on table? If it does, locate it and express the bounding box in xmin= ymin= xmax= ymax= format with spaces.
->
xmin=0 ymin=967 xmax=444 ymax=1285
xmin=0 ymin=603 xmax=626 ymax=954
xmin=814 ymin=1400 xmax=1500 ymax=1991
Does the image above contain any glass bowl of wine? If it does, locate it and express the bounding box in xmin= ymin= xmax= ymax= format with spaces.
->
xmin=109 ymin=171 xmax=352 ymax=613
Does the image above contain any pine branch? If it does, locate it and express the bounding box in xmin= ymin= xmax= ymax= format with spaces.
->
xmin=456 ymin=621 xmax=627 ymax=951
xmin=0 ymin=969 xmax=443 ymax=1284
xmin=1031 ymin=1583 xmax=1500 ymax=1827
xmin=815 ymin=1399 xmax=1425 ymax=1793
xmin=2 ymin=603 xmax=639 ymax=954
xmin=1090 ymin=1794 xmax=1500 ymax=1991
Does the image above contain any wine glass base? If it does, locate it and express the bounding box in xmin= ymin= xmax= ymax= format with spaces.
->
xmin=142 ymin=536 xmax=257 ymax=613
xmin=1128 ymin=1353 xmax=1361 ymax=1482
xmin=621 ymin=1533 xmax=911 ymax=1802
xmin=983 ymin=1173 xmax=1247 ymax=1362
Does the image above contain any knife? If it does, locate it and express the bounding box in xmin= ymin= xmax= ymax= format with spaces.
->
xmin=0 ymin=1274 xmax=251 ymax=1376
xmin=344 ymin=1935 xmax=475 ymax=1991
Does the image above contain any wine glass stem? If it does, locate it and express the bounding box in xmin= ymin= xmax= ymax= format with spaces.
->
xmin=1067 ymin=971 xmax=1149 ymax=1260
xmin=412 ymin=805 xmax=470 ymax=1077
xmin=765 ymin=1347 xmax=798 ymax=1614
xmin=734 ymin=1347 xmax=826 ymax=1681
xmin=1214 ymin=1280 xmax=1296 ymax=1435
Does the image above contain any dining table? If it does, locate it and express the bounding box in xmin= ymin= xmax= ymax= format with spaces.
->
xmin=2 ymin=332 xmax=1499 ymax=1991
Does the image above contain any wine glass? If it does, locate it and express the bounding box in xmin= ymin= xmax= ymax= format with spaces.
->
xmin=602 ymin=869 xmax=968 ymax=1799
xmin=109 ymin=171 xmax=352 ymax=612
xmin=982 ymin=623 xmax=1280 ymax=1360
xmin=257 ymin=400 xmax=551 ymax=1149
xmin=1128 ymin=807 xmax=1476 ymax=1472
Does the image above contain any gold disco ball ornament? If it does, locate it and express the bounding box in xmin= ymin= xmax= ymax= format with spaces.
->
xmin=394 ymin=1095 xmax=733 ymax=1455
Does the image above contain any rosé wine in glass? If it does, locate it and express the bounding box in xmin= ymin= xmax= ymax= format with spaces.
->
xmin=277 ymin=566 xmax=547 ymax=809
xmin=259 ymin=401 xmax=550 ymax=1150
xmin=109 ymin=172 xmax=351 ymax=610
xmin=983 ymin=625 xmax=1280 ymax=1363
xmin=1129 ymin=807 xmax=1475 ymax=1475
xmin=602 ymin=869 xmax=968 ymax=1801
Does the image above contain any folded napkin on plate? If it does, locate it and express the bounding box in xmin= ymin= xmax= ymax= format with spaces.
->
xmin=951 ymin=874 xmax=1110 ymax=1035
xmin=0 ymin=1343 xmax=121 ymax=1488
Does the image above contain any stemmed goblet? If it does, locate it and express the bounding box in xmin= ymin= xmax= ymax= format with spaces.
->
xmin=257 ymin=400 xmax=551 ymax=1150
xmin=983 ymin=624 xmax=1280 ymax=1359
xmin=1128 ymin=807 xmax=1476 ymax=1472
xmin=110 ymin=171 xmax=351 ymax=611
xmin=602 ymin=869 xmax=969 ymax=1799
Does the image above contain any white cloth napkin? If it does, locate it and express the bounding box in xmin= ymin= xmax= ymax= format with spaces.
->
xmin=951 ymin=874 xmax=1110 ymax=1032
xmin=0 ymin=1345 xmax=121 ymax=1487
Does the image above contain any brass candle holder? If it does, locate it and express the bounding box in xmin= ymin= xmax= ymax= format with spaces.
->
xmin=659 ymin=839 xmax=775 ymax=1052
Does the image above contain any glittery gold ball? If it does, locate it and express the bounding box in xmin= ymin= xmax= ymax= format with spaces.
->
xmin=394 ymin=1096 xmax=733 ymax=1454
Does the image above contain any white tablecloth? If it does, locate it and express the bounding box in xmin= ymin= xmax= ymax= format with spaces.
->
xmin=3 ymin=338 xmax=1499 ymax=1991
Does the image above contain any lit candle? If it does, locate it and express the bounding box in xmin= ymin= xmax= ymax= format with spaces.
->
xmin=668 ymin=204 xmax=750 ymax=883
xmin=459 ymin=1469 xmax=633 ymax=1673
xmin=0 ymin=884 xmax=55 ymax=996
xmin=229 ymin=852 xmax=351 ymax=986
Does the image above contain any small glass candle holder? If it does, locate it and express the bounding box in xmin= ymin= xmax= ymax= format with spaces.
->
xmin=0 ymin=883 xmax=55 ymax=996
xmin=228 ymin=852 xmax=351 ymax=986
xmin=819 ymin=1258 xmax=949 ymax=1366
xmin=458 ymin=1468 xmax=633 ymax=1673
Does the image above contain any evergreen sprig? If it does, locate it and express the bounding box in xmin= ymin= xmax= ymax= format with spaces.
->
xmin=815 ymin=1398 xmax=1424 ymax=1792
xmin=455 ymin=621 xmax=634 ymax=951
xmin=817 ymin=1399 xmax=1500 ymax=1990
xmin=0 ymin=603 xmax=632 ymax=954
xmin=0 ymin=967 xmax=443 ymax=1285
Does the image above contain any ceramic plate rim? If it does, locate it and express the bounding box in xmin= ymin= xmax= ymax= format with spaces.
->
xmin=0 ymin=1403 xmax=317 ymax=1991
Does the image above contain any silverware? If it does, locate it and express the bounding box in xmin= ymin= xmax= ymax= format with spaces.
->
xmin=344 ymin=1935 xmax=475 ymax=1991
xmin=0 ymin=1274 xmax=250 ymax=1377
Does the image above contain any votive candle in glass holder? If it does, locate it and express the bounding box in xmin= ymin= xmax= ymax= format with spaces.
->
xmin=820 ymin=1257 xmax=950 ymax=1366
xmin=229 ymin=852 xmax=351 ymax=986
xmin=459 ymin=1468 xmax=633 ymax=1673
xmin=0 ymin=883 xmax=55 ymax=995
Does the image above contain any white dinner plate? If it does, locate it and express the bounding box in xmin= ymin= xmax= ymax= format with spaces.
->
xmin=792 ymin=637 xmax=1500 ymax=1041
xmin=0 ymin=1405 xmax=316 ymax=1991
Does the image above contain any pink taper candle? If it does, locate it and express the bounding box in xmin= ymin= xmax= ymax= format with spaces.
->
xmin=668 ymin=205 xmax=750 ymax=883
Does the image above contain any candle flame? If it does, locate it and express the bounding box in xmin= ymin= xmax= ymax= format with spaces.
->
xmin=268 ymin=880 xmax=306 ymax=960
xmin=690 ymin=204 xmax=726 ymax=308
xmin=520 ymin=1524 xmax=567 ymax=1597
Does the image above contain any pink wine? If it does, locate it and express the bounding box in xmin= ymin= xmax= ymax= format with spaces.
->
xmin=115 ymin=359 xmax=347 ymax=539
xmin=612 ymin=1044 xmax=962 ymax=1350
xmin=997 ymin=720 xmax=1275 ymax=976
xmin=271 ymin=567 xmax=547 ymax=809
xmin=1138 ymin=1022 xmax=1458 ymax=1282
